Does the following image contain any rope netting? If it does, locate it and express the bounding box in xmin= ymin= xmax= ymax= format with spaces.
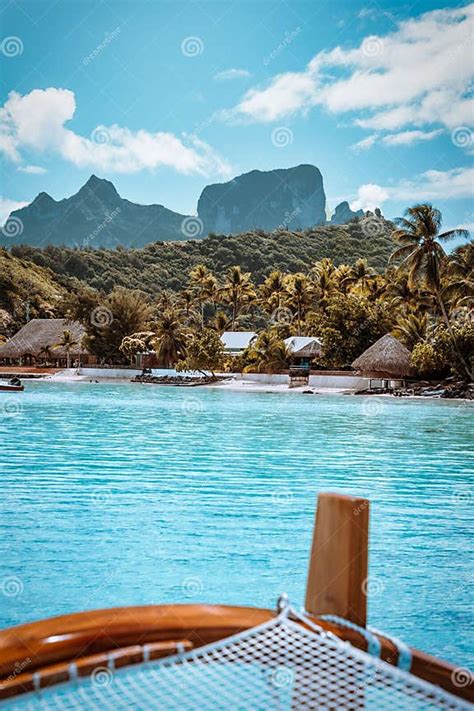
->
xmin=2 ymin=609 xmax=470 ymax=710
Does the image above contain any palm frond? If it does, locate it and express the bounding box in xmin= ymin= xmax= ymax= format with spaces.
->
xmin=437 ymin=228 xmax=470 ymax=242
xmin=389 ymin=244 xmax=417 ymax=263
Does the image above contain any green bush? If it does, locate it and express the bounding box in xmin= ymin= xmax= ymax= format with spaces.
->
xmin=410 ymin=342 xmax=449 ymax=379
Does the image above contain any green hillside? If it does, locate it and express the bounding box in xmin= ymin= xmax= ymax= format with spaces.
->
xmin=10 ymin=216 xmax=394 ymax=297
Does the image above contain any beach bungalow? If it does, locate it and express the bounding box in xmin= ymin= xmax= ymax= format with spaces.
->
xmin=220 ymin=331 xmax=257 ymax=356
xmin=284 ymin=336 xmax=323 ymax=369
xmin=351 ymin=333 xmax=415 ymax=390
xmin=0 ymin=318 xmax=92 ymax=368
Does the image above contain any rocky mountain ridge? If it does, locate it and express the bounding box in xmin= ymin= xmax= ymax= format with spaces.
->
xmin=3 ymin=166 xmax=378 ymax=248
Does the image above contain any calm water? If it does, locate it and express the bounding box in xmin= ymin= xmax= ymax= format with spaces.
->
xmin=0 ymin=381 xmax=472 ymax=668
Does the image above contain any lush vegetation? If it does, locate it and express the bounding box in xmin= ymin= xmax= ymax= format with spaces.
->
xmin=1 ymin=205 xmax=472 ymax=379
xmin=8 ymin=213 xmax=395 ymax=295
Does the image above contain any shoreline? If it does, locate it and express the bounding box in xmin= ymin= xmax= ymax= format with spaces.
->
xmin=13 ymin=370 xmax=471 ymax=402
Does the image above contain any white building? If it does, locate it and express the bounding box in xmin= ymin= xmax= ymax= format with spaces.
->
xmin=220 ymin=331 xmax=257 ymax=356
xmin=284 ymin=336 xmax=322 ymax=354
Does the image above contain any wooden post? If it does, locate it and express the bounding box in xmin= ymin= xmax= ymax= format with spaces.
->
xmin=305 ymin=492 xmax=369 ymax=627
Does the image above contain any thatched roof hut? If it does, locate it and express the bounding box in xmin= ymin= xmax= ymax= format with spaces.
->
xmin=292 ymin=339 xmax=322 ymax=359
xmin=351 ymin=334 xmax=414 ymax=379
xmin=0 ymin=319 xmax=88 ymax=359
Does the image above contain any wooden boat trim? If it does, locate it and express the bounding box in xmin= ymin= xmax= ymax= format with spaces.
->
xmin=0 ymin=603 xmax=471 ymax=702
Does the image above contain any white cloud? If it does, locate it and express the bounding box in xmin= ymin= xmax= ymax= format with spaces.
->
xmin=351 ymin=167 xmax=474 ymax=210
xmin=351 ymin=134 xmax=377 ymax=152
xmin=17 ymin=165 xmax=47 ymax=174
xmin=381 ymin=129 xmax=443 ymax=146
xmin=351 ymin=128 xmax=443 ymax=151
xmin=214 ymin=68 xmax=250 ymax=80
xmin=0 ymin=88 xmax=232 ymax=177
xmin=389 ymin=167 xmax=474 ymax=202
xmin=0 ymin=198 xmax=28 ymax=225
xmin=350 ymin=184 xmax=389 ymax=211
xmin=226 ymin=4 xmax=474 ymax=139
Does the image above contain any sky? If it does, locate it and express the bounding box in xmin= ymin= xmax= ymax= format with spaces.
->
xmin=0 ymin=0 xmax=473 ymax=242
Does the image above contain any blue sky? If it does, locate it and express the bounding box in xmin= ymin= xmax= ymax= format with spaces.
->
xmin=0 ymin=0 xmax=473 ymax=241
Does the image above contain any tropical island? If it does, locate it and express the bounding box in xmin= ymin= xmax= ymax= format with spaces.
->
xmin=0 ymin=203 xmax=472 ymax=392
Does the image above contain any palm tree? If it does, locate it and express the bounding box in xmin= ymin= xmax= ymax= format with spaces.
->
xmin=390 ymin=204 xmax=470 ymax=378
xmin=334 ymin=264 xmax=352 ymax=294
xmin=285 ymin=273 xmax=311 ymax=335
xmin=177 ymin=289 xmax=200 ymax=328
xmin=189 ymin=265 xmax=217 ymax=329
xmin=55 ymin=330 xmax=78 ymax=369
xmin=38 ymin=345 xmax=53 ymax=363
xmin=220 ymin=266 xmax=256 ymax=329
xmin=259 ymin=270 xmax=287 ymax=314
xmin=385 ymin=270 xmax=433 ymax=313
xmin=392 ymin=312 xmax=429 ymax=350
xmin=152 ymin=311 xmax=186 ymax=367
xmin=310 ymin=259 xmax=337 ymax=308
xmin=342 ymin=258 xmax=376 ymax=294
xmin=443 ymin=243 xmax=474 ymax=311
xmin=246 ymin=331 xmax=290 ymax=374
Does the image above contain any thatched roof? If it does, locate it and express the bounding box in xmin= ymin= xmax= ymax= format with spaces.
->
xmin=292 ymin=339 xmax=322 ymax=359
xmin=0 ymin=319 xmax=88 ymax=358
xmin=284 ymin=336 xmax=322 ymax=357
xmin=351 ymin=334 xmax=414 ymax=378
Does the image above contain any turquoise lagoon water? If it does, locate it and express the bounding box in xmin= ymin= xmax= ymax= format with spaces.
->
xmin=0 ymin=381 xmax=472 ymax=668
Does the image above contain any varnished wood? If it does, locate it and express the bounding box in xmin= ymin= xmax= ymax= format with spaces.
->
xmin=305 ymin=492 xmax=369 ymax=627
xmin=0 ymin=640 xmax=193 ymax=700
xmin=0 ymin=604 xmax=471 ymax=702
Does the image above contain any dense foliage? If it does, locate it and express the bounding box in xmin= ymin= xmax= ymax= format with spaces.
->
xmin=1 ymin=205 xmax=473 ymax=379
xmin=9 ymin=214 xmax=394 ymax=296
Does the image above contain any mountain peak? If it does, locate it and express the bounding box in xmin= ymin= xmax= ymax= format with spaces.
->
xmin=77 ymin=175 xmax=120 ymax=203
xmin=32 ymin=191 xmax=55 ymax=204
xmin=197 ymin=164 xmax=326 ymax=234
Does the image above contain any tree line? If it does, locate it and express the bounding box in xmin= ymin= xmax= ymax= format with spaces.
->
xmin=1 ymin=204 xmax=472 ymax=379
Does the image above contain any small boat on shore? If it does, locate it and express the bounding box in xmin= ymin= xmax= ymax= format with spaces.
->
xmin=0 ymin=377 xmax=24 ymax=392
